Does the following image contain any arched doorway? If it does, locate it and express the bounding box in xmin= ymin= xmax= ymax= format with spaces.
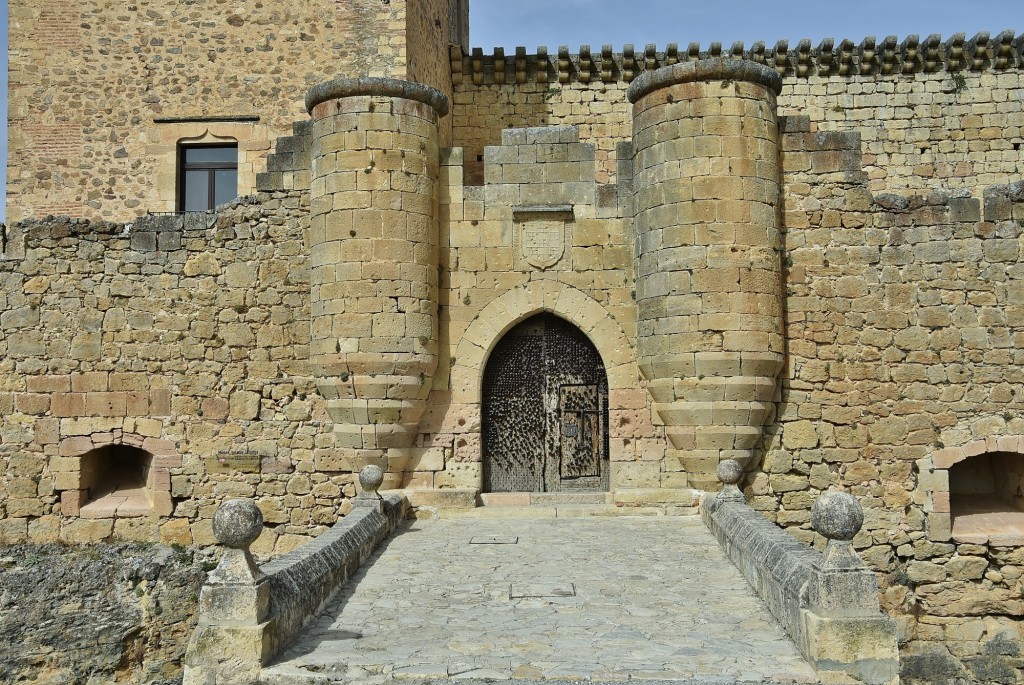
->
xmin=482 ymin=313 xmax=609 ymax=493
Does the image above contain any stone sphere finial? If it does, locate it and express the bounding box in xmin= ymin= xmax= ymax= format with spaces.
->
xmin=717 ymin=459 xmax=744 ymax=486
xmin=359 ymin=464 xmax=384 ymax=498
xmin=811 ymin=491 xmax=864 ymax=542
xmin=213 ymin=499 xmax=264 ymax=549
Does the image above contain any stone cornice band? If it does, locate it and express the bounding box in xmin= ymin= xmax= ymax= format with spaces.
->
xmin=305 ymin=77 xmax=450 ymax=117
xmin=627 ymin=58 xmax=783 ymax=103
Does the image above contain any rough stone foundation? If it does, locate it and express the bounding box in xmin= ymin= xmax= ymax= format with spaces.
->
xmin=0 ymin=543 xmax=205 ymax=685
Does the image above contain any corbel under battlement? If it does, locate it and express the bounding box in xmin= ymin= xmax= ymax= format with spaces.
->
xmin=451 ymin=31 xmax=1023 ymax=86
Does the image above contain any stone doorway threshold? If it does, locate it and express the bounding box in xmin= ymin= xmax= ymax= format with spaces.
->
xmin=481 ymin=492 xmax=612 ymax=506
xmin=260 ymin=517 xmax=819 ymax=685
xmin=406 ymin=489 xmax=702 ymax=519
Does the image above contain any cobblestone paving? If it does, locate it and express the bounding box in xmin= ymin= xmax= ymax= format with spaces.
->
xmin=263 ymin=516 xmax=819 ymax=684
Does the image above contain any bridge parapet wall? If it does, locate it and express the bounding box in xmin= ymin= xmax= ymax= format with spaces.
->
xmin=702 ymin=467 xmax=900 ymax=685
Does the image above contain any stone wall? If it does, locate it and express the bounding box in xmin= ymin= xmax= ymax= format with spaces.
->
xmin=451 ymin=40 xmax=1024 ymax=195
xmin=406 ymin=0 xmax=465 ymax=146
xmin=765 ymin=119 xmax=1024 ymax=680
xmin=423 ymin=124 xmax=668 ymax=494
xmin=0 ymin=543 xmax=205 ymax=685
xmin=0 ymin=194 xmax=361 ymax=555
xmin=5 ymin=21 xmax=1024 ymax=679
xmin=6 ymin=0 xmax=467 ymax=222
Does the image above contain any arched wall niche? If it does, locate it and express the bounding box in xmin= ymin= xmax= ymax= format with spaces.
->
xmin=56 ymin=433 xmax=178 ymax=519
xmin=924 ymin=435 xmax=1024 ymax=545
xmin=80 ymin=444 xmax=155 ymax=517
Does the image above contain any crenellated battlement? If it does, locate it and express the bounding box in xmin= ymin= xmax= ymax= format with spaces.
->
xmin=452 ymin=30 xmax=1023 ymax=85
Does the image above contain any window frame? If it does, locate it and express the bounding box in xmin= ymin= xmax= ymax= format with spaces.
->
xmin=176 ymin=143 xmax=238 ymax=212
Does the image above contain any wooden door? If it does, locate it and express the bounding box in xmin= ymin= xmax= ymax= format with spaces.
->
xmin=483 ymin=314 xmax=608 ymax=493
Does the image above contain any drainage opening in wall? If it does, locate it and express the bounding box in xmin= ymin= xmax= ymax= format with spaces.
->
xmin=79 ymin=445 xmax=156 ymax=518
xmin=949 ymin=451 xmax=1024 ymax=540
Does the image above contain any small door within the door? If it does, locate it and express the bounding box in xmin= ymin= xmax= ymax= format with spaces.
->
xmin=558 ymin=384 xmax=602 ymax=480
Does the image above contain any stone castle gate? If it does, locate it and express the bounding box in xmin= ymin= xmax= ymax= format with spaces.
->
xmin=482 ymin=313 xmax=609 ymax=493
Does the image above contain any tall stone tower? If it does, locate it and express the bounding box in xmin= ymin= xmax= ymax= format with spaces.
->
xmin=629 ymin=60 xmax=785 ymax=490
xmin=306 ymin=79 xmax=449 ymax=470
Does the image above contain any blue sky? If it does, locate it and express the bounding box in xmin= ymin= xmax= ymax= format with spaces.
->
xmin=2 ymin=1 xmax=1020 ymax=222
xmin=471 ymin=1 xmax=1021 ymax=51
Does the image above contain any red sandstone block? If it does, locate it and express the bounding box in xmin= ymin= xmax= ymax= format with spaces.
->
xmin=60 ymin=489 xmax=88 ymax=517
xmin=989 ymin=534 xmax=1024 ymax=547
xmin=152 ymin=454 xmax=183 ymax=469
xmin=71 ymin=372 xmax=108 ymax=392
xmin=142 ymin=437 xmax=176 ymax=457
xmin=201 ymin=397 xmax=230 ymax=420
xmin=932 ymin=447 xmax=964 ymax=469
xmin=149 ymin=467 xmax=171 ymax=490
xmin=126 ymin=391 xmax=149 ymax=416
xmin=932 ymin=491 xmax=950 ymax=513
xmin=59 ymin=436 xmax=93 ymax=457
xmin=15 ymin=393 xmax=50 ymax=415
xmin=150 ymin=389 xmax=171 ymax=417
xmin=51 ymin=393 xmax=85 ymax=417
xmin=91 ymin=432 xmax=115 ymax=446
xmin=33 ymin=419 xmax=59 ymax=446
xmin=122 ymin=433 xmax=146 ymax=447
xmin=85 ymin=392 xmax=127 ymax=417
xmin=109 ymin=373 xmax=149 ymax=391
xmin=963 ymin=440 xmax=986 ymax=458
xmin=27 ymin=375 xmax=71 ymax=393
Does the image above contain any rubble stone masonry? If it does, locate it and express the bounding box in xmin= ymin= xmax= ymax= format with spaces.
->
xmin=6 ymin=0 xmax=465 ymax=223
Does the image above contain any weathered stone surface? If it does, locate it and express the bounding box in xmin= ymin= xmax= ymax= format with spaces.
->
xmin=704 ymin=492 xmax=899 ymax=684
xmin=213 ymin=499 xmax=264 ymax=549
xmin=184 ymin=494 xmax=407 ymax=684
xmin=4 ymin=6 xmax=1024 ymax=675
xmin=262 ymin=517 xmax=817 ymax=684
xmin=811 ymin=490 xmax=863 ymax=542
xmin=0 ymin=543 xmax=204 ymax=685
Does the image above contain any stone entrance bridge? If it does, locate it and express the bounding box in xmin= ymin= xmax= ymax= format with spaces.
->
xmin=183 ymin=464 xmax=899 ymax=685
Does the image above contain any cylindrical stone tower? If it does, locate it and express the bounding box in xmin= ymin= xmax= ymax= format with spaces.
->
xmin=628 ymin=60 xmax=784 ymax=490
xmin=306 ymin=78 xmax=448 ymax=464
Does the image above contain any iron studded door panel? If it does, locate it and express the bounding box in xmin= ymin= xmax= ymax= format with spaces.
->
xmin=483 ymin=313 xmax=608 ymax=493
xmin=483 ymin=319 xmax=545 ymax=492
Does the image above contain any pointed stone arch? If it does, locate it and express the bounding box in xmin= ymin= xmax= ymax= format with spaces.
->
xmin=450 ymin=280 xmax=637 ymax=405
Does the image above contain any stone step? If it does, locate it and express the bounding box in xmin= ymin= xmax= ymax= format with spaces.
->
xmin=481 ymin=491 xmax=611 ymax=506
xmin=436 ymin=503 xmax=699 ymax=520
xmin=261 ymin=670 xmax=819 ymax=685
